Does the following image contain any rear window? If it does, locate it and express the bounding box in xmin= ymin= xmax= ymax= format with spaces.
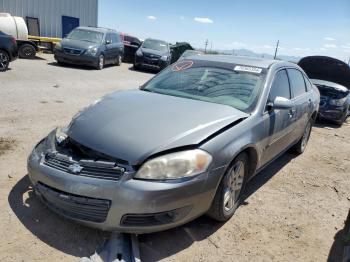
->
xmin=142 ymin=60 xmax=266 ymax=113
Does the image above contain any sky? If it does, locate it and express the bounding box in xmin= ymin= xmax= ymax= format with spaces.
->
xmin=98 ymin=0 xmax=350 ymax=62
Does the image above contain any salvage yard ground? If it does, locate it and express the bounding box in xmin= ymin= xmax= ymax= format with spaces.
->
xmin=0 ymin=54 xmax=349 ymax=262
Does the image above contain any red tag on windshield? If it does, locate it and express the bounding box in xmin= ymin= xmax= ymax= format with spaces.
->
xmin=172 ymin=60 xmax=194 ymax=72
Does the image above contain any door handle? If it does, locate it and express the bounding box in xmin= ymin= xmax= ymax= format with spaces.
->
xmin=288 ymin=108 xmax=296 ymax=118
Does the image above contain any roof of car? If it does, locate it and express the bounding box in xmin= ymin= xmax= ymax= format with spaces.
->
xmin=185 ymin=55 xmax=293 ymax=69
xmin=311 ymin=79 xmax=349 ymax=92
xmin=76 ymin=26 xmax=116 ymax=33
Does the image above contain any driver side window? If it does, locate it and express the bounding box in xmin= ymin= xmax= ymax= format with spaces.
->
xmin=268 ymin=69 xmax=291 ymax=103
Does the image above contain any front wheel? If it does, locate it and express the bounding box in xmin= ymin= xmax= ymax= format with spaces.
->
xmin=207 ymin=152 xmax=249 ymax=222
xmin=0 ymin=50 xmax=10 ymax=72
xmin=116 ymin=54 xmax=122 ymax=66
xmin=292 ymin=120 xmax=312 ymax=154
xmin=96 ymin=55 xmax=104 ymax=70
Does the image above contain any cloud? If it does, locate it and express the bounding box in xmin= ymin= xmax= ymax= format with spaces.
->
xmin=319 ymin=47 xmax=327 ymax=51
xmin=194 ymin=17 xmax=214 ymax=24
xmin=341 ymin=44 xmax=350 ymax=49
xmin=180 ymin=16 xmax=185 ymax=20
xmin=293 ymin=47 xmax=310 ymax=51
xmin=226 ymin=41 xmax=246 ymax=48
xmin=324 ymin=37 xmax=335 ymax=41
xmin=147 ymin=16 xmax=157 ymax=20
xmin=324 ymin=44 xmax=337 ymax=48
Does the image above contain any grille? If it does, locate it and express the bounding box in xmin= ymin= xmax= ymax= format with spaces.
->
xmin=37 ymin=182 xmax=111 ymax=223
xmin=43 ymin=152 xmax=125 ymax=181
xmin=63 ymin=47 xmax=83 ymax=55
xmin=143 ymin=53 xmax=161 ymax=59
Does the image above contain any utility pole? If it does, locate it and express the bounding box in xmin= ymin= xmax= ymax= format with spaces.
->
xmin=274 ymin=40 xmax=279 ymax=59
xmin=348 ymin=57 xmax=350 ymax=66
xmin=232 ymin=49 xmax=235 ymax=56
xmin=204 ymin=39 xmax=208 ymax=54
xmin=210 ymin=41 xmax=212 ymax=53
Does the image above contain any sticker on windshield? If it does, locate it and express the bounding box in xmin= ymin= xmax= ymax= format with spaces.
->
xmin=172 ymin=60 xmax=194 ymax=72
xmin=234 ymin=65 xmax=262 ymax=74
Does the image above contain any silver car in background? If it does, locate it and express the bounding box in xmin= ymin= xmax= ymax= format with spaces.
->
xmin=28 ymin=56 xmax=319 ymax=233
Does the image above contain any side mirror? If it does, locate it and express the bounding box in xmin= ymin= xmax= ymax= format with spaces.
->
xmin=268 ymin=96 xmax=294 ymax=111
xmin=105 ymin=40 xmax=111 ymax=45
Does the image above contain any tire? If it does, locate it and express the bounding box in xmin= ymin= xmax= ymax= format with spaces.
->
xmin=133 ymin=62 xmax=139 ymax=70
xmin=292 ymin=119 xmax=312 ymax=154
xmin=207 ymin=152 xmax=249 ymax=222
xmin=0 ymin=50 xmax=10 ymax=72
xmin=116 ymin=54 xmax=122 ymax=66
xmin=19 ymin=44 xmax=36 ymax=59
xmin=96 ymin=55 xmax=104 ymax=70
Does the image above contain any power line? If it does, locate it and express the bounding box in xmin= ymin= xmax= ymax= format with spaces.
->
xmin=204 ymin=39 xmax=208 ymax=53
xmin=274 ymin=40 xmax=279 ymax=59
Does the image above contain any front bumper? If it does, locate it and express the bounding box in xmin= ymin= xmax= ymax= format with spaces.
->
xmin=27 ymin=138 xmax=223 ymax=233
xmin=318 ymin=105 xmax=347 ymax=122
xmin=134 ymin=55 xmax=169 ymax=71
xmin=54 ymin=50 xmax=98 ymax=67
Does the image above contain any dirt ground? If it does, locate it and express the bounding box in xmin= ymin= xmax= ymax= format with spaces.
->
xmin=0 ymin=54 xmax=349 ymax=262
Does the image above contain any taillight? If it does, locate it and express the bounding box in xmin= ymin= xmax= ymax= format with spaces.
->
xmin=11 ymin=37 xmax=16 ymax=44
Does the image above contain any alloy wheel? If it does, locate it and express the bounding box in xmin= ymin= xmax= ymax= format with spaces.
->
xmin=0 ymin=51 xmax=9 ymax=70
xmin=98 ymin=55 xmax=104 ymax=70
xmin=301 ymin=122 xmax=311 ymax=151
xmin=223 ymin=160 xmax=245 ymax=212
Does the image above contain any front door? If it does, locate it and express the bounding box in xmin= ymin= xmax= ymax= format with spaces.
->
xmin=260 ymin=69 xmax=297 ymax=165
xmin=62 ymin=16 xmax=79 ymax=38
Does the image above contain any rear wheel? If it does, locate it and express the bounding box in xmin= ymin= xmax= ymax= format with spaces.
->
xmin=19 ymin=44 xmax=36 ymax=59
xmin=292 ymin=120 xmax=312 ymax=154
xmin=207 ymin=152 xmax=249 ymax=222
xmin=0 ymin=50 xmax=9 ymax=72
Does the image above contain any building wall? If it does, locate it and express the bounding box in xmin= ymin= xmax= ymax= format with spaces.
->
xmin=0 ymin=0 xmax=98 ymax=37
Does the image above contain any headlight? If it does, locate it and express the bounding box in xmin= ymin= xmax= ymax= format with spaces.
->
xmin=55 ymin=127 xmax=68 ymax=145
xmin=136 ymin=49 xmax=143 ymax=56
xmin=86 ymin=47 xmax=98 ymax=56
xmin=160 ymin=55 xmax=168 ymax=61
xmin=134 ymin=149 xmax=212 ymax=180
xmin=55 ymin=42 xmax=62 ymax=50
xmin=329 ymin=97 xmax=346 ymax=106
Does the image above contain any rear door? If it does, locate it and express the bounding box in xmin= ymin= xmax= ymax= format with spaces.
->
xmin=112 ymin=33 xmax=124 ymax=60
xmin=287 ymin=68 xmax=310 ymax=140
xmin=261 ymin=69 xmax=296 ymax=165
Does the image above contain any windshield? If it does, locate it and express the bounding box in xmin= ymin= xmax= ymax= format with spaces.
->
xmin=142 ymin=39 xmax=168 ymax=52
xmin=142 ymin=60 xmax=266 ymax=112
xmin=67 ymin=29 xmax=104 ymax=44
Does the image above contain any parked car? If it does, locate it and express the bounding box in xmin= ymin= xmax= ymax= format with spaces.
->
xmin=178 ymin=49 xmax=204 ymax=61
xmin=311 ymin=79 xmax=349 ymax=125
xmin=28 ymin=56 xmax=319 ymax=233
xmin=134 ymin=38 xmax=171 ymax=71
xmin=54 ymin=27 xmax=124 ymax=70
xmin=169 ymin=42 xmax=194 ymax=63
xmin=120 ymin=32 xmax=142 ymax=63
xmin=298 ymin=56 xmax=350 ymax=125
xmin=0 ymin=31 xmax=18 ymax=71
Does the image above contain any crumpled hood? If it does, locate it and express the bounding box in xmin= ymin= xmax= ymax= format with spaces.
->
xmin=67 ymin=90 xmax=248 ymax=165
